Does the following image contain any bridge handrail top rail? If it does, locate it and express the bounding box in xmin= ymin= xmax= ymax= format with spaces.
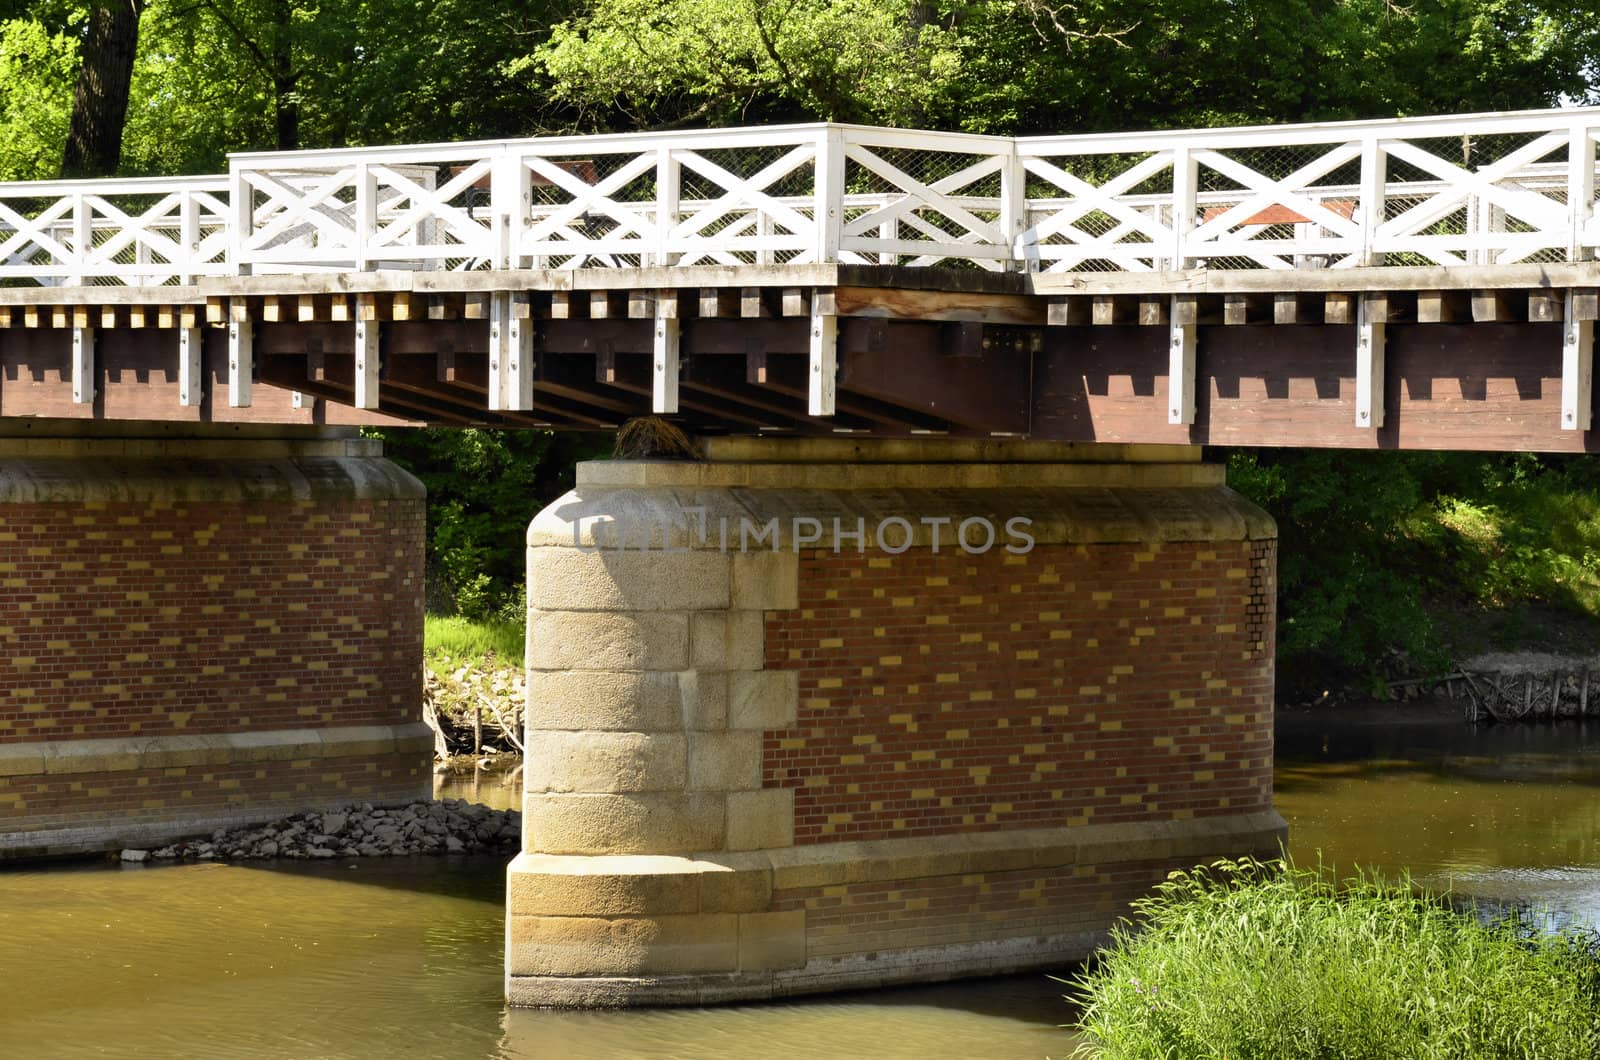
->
xmin=224 ymin=121 xmax=1021 ymax=170
xmin=218 ymin=105 xmax=1600 ymax=172
xmin=0 ymin=174 xmax=231 ymax=196
xmin=1019 ymin=104 xmax=1600 ymax=154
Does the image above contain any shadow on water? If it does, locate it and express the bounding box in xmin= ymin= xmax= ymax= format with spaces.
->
xmin=495 ymin=973 xmax=1082 ymax=1060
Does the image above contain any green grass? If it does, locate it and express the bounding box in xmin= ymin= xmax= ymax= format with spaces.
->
xmin=424 ymin=614 xmax=524 ymax=665
xmin=1070 ymin=857 xmax=1600 ymax=1060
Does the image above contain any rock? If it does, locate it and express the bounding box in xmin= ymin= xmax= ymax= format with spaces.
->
xmin=445 ymin=836 xmax=465 ymax=853
xmin=309 ymin=847 xmax=337 ymax=858
xmin=256 ymin=840 xmax=279 ymax=857
xmin=120 ymin=849 xmax=149 ymax=862
xmin=321 ymin=813 xmax=347 ymax=835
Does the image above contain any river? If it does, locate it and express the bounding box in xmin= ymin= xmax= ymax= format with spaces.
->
xmin=2 ymin=703 xmax=1596 ymax=1059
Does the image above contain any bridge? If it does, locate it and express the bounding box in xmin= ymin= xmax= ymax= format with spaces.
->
xmin=0 ymin=106 xmax=1593 ymax=1004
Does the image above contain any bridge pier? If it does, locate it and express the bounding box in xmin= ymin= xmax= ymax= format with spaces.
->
xmin=0 ymin=424 xmax=430 ymax=859
xmin=508 ymin=438 xmax=1286 ymax=1006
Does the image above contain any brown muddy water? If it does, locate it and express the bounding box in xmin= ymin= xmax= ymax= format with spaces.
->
xmin=3 ymin=704 xmax=1599 ymax=1059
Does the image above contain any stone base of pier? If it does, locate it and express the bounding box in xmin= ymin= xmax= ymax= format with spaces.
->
xmin=0 ymin=424 xmax=430 ymax=859
xmin=507 ymin=439 xmax=1286 ymax=1006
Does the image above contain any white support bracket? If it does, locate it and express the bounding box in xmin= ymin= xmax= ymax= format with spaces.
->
xmin=1563 ymin=289 xmax=1594 ymax=431
xmin=808 ymin=302 xmax=837 ymax=417
xmin=178 ymin=326 xmax=203 ymax=407
xmin=71 ymin=326 xmax=94 ymax=405
xmin=488 ymin=291 xmax=533 ymax=412
xmin=228 ymin=305 xmax=253 ymax=408
xmin=1167 ymin=295 xmax=1196 ymax=424
xmin=653 ymin=294 xmax=680 ymax=414
xmin=1355 ymin=295 xmax=1386 ymax=428
xmin=354 ymin=316 xmax=380 ymax=410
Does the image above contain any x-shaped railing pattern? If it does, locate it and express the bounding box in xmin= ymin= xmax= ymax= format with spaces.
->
xmin=0 ymin=178 xmax=230 ymax=284
xmin=1 ymin=109 xmax=1598 ymax=284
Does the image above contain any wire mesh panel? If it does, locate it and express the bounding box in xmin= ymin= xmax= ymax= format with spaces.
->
xmin=1374 ymin=129 xmax=1571 ymax=266
xmin=838 ymin=129 xmax=1013 ymax=269
xmin=0 ymin=178 xmax=230 ymax=285
xmin=1020 ymin=150 xmax=1177 ymax=272
xmin=235 ymin=151 xmax=483 ymax=272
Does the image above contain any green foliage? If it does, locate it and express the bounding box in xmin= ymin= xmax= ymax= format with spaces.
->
xmin=1425 ymin=456 xmax=1600 ymax=618
xmin=424 ymin=613 xmax=524 ymax=665
xmin=116 ymin=0 xmax=576 ymax=175
xmin=0 ymin=15 xmax=76 ymax=179
xmin=1227 ymin=450 xmax=1600 ymax=695
xmin=532 ymin=0 xmax=1600 ymax=134
xmin=1227 ymin=450 xmax=1447 ymax=695
xmin=374 ymin=427 xmax=607 ymax=620
xmin=1071 ymin=857 xmax=1600 ymax=1060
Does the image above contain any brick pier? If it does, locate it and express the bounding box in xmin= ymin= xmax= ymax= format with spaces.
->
xmin=0 ymin=425 xmax=430 ymax=858
xmin=508 ymin=439 xmax=1286 ymax=1005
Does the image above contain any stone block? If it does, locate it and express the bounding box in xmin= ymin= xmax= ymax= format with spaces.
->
xmin=529 ymin=548 xmax=730 ymax=612
xmin=0 ymin=743 xmax=44 ymax=777
xmin=697 ymin=863 xmax=774 ymax=914
xmin=687 ymin=732 xmax=762 ymax=792
xmin=523 ymin=731 xmax=687 ymax=793
xmin=506 ymin=852 xmax=704 ymax=917
xmin=690 ymin=611 xmax=765 ymax=671
xmin=729 ymin=552 xmax=799 ymax=611
xmin=526 ymin=671 xmax=684 ymax=732
xmin=671 ymin=670 xmax=721 ymax=730
xmin=738 ymin=910 xmax=806 ymax=972
xmin=507 ymin=912 xmax=740 ymax=976
xmin=524 ymin=792 xmax=725 ymax=855
xmin=725 ymin=788 xmax=795 ymax=851
xmin=529 ymin=611 xmax=690 ymax=672
xmin=728 ymin=671 xmax=799 ymax=730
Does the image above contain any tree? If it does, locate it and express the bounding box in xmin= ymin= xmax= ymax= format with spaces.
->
xmin=533 ymin=0 xmax=1600 ymax=135
xmin=0 ymin=15 xmax=77 ymax=180
xmin=61 ymin=0 xmax=144 ymax=176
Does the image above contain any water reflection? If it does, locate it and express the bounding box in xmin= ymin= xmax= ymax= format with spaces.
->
xmin=0 ymin=768 xmax=1077 ymax=1060
xmin=1277 ymin=701 xmax=1600 ymax=926
xmin=9 ymin=704 xmax=1594 ymax=1059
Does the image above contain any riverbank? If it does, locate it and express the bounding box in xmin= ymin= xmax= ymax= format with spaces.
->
xmin=119 ymin=798 xmax=521 ymax=863
xmin=423 ymin=651 xmax=524 ymax=759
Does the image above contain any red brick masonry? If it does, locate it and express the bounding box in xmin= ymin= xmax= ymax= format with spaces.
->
xmin=766 ymin=541 xmax=1277 ymax=843
xmin=0 ymin=498 xmax=422 ymax=742
xmin=0 ymin=438 xmax=430 ymax=858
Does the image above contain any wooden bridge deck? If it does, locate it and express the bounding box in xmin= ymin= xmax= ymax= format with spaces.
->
xmin=1 ymin=108 xmax=1598 ymax=450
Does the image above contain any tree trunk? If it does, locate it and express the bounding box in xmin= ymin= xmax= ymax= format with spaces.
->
xmin=272 ymin=0 xmax=299 ymax=150
xmin=61 ymin=0 xmax=146 ymax=178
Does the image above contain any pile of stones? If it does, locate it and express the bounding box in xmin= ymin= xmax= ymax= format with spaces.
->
xmin=118 ymin=798 xmax=521 ymax=862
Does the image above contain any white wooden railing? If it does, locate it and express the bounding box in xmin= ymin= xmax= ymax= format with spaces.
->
xmin=4 ymin=107 xmax=1600 ymax=285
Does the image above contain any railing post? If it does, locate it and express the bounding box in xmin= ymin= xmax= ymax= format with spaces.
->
xmin=814 ymin=127 xmax=845 ymax=264
xmin=179 ymin=189 xmax=199 ymax=285
xmin=1569 ymin=123 xmax=1595 ymax=262
xmin=68 ymin=192 xmax=90 ymax=286
xmin=1000 ymin=144 xmax=1033 ymax=272
xmin=229 ymin=163 xmax=252 ymax=277
xmin=1358 ymin=136 xmax=1385 ymax=267
xmin=491 ymin=150 xmax=527 ymax=270
xmin=655 ymin=146 xmax=680 ymax=268
xmin=1170 ymin=146 xmax=1196 ymax=269
xmin=354 ymin=161 xmax=377 ymax=271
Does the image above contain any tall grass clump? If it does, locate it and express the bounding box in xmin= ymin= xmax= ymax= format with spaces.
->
xmin=424 ymin=614 xmax=524 ymax=665
xmin=1071 ymin=857 xmax=1600 ymax=1060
